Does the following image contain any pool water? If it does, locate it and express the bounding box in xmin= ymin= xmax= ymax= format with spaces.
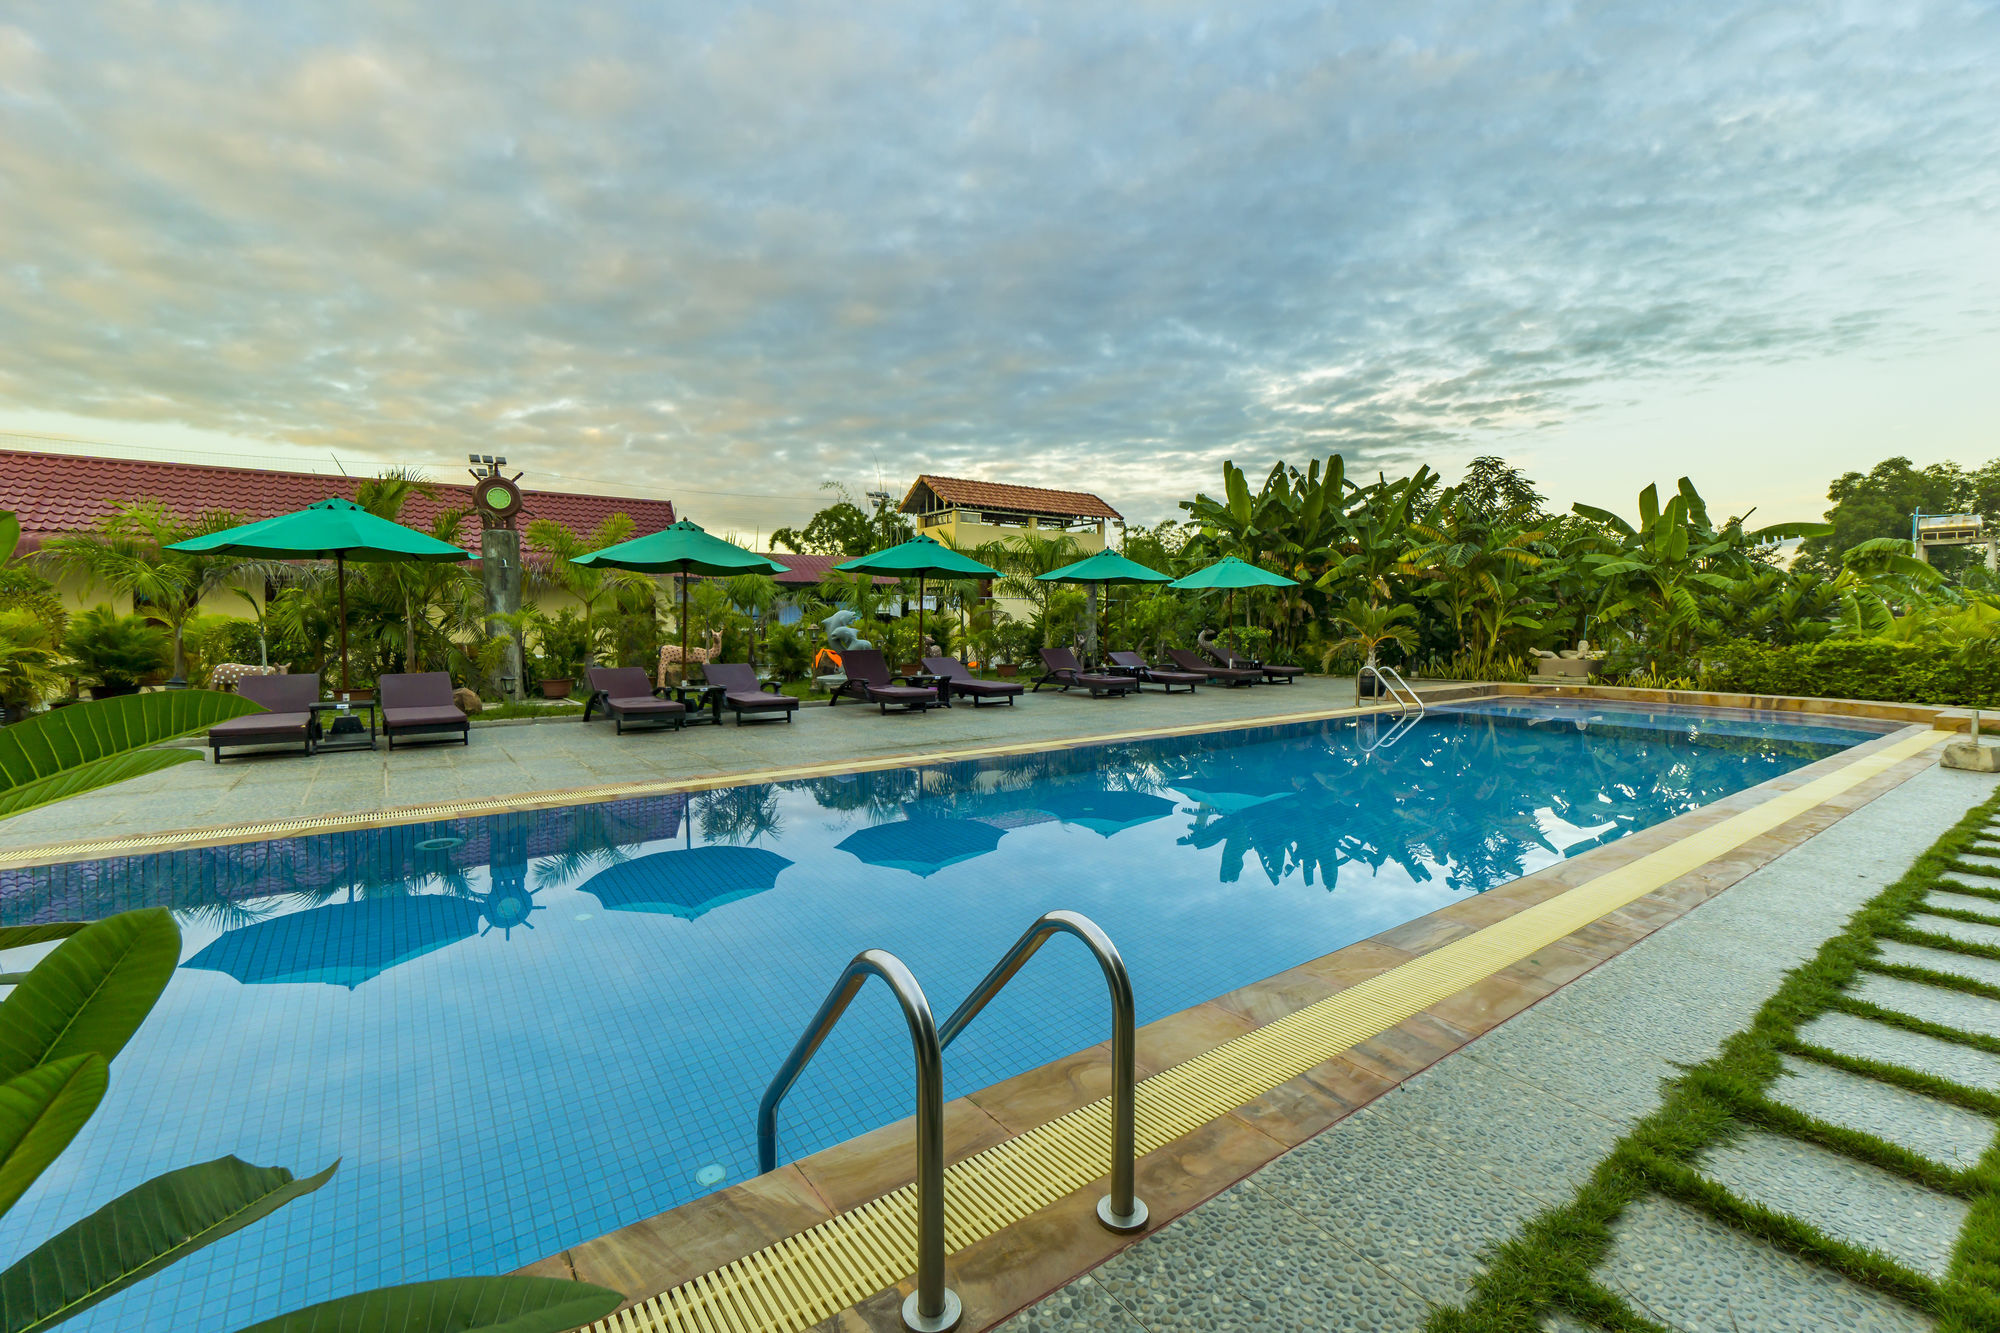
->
xmin=0 ymin=700 xmax=1891 ymax=1330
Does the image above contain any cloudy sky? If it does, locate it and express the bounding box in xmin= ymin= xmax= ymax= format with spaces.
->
xmin=2 ymin=1 xmax=1997 ymax=534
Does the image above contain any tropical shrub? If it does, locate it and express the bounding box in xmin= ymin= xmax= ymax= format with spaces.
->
xmin=61 ymin=606 xmax=172 ymax=691
xmin=1698 ymin=639 xmax=2000 ymax=708
xmin=530 ymin=609 xmax=591 ymax=683
xmin=0 ymin=909 xmax=622 ymax=1332
xmin=764 ymin=621 xmax=811 ymax=680
xmin=0 ymin=610 xmax=64 ymax=714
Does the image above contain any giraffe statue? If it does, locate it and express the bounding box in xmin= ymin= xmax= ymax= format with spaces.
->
xmin=658 ymin=628 xmax=725 ymax=686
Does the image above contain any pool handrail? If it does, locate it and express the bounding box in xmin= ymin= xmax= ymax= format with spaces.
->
xmin=1359 ymin=662 xmax=1424 ymax=718
xmin=937 ymin=910 xmax=1149 ymax=1234
xmin=756 ymin=948 xmax=959 ymax=1332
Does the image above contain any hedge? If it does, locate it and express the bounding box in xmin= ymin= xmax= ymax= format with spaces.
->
xmin=1697 ymin=639 xmax=2000 ymax=709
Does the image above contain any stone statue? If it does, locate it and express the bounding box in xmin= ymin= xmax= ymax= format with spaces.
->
xmin=821 ymin=609 xmax=873 ymax=653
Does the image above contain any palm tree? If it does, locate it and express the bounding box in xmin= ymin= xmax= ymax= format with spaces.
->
xmin=527 ymin=513 xmax=645 ymax=668
xmin=39 ymin=500 xmax=256 ymax=686
xmin=1322 ymin=599 xmax=1418 ymax=693
xmin=353 ymin=470 xmax=479 ymax=672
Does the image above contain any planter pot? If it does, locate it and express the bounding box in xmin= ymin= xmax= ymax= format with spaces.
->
xmin=899 ymin=663 xmax=923 ymax=677
xmin=540 ymin=678 xmax=574 ymax=699
xmin=996 ymin=664 xmax=1019 ymax=678
xmin=88 ymin=683 xmax=142 ymax=700
xmin=1357 ymin=673 xmax=1383 ymax=698
xmin=333 ymin=688 xmax=374 ymax=704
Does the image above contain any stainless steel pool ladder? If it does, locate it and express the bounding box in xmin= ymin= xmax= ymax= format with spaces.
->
xmin=756 ymin=911 xmax=1145 ymax=1333
xmin=1360 ymin=663 xmax=1424 ymax=718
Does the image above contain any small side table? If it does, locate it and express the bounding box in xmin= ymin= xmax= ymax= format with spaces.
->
xmin=900 ymin=672 xmax=950 ymax=708
xmin=309 ymin=700 xmax=378 ymax=753
xmin=668 ymin=682 xmax=727 ymax=725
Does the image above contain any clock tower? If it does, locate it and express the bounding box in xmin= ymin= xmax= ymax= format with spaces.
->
xmin=471 ymin=455 xmax=526 ymax=700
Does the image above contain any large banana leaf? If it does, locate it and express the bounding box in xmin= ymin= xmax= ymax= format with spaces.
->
xmin=0 ymin=691 xmax=262 ymax=813
xmin=0 ymin=909 xmax=180 ymax=1083
xmin=232 ymin=1276 xmax=625 ymax=1333
xmin=0 ymin=1154 xmax=338 ymax=1332
xmin=0 ymin=925 xmax=86 ymax=951
xmin=0 ymin=1055 xmax=106 ymax=1215
xmin=0 ymin=748 xmax=208 ymax=820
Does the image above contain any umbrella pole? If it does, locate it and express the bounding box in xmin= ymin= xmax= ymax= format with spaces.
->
xmin=337 ymin=551 xmax=351 ymax=693
xmin=918 ymin=574 xmax=926 ymax=658
xmin=680 ymin=570 xmax=689 ymax=681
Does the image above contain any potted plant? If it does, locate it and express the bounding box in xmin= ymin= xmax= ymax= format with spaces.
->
xmin=533 ymin=609 xmax=590 ymax=698
xmin=1323 ymin=599 xmax=1418 ymax=699
xmin=64 ymin=604 xmax=171 ymax=699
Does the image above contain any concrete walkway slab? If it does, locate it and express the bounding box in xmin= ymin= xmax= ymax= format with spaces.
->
xmin=1875 ymin=939 xmax=2000 ymax=991
xmin=1766 ymin=1055 xmax=1995 ymax=1171
xmin=1850 ymin=973 xmax=2000 ymax=1039
xmin=1796 ymin=1011 xmax=2000 ymax=1092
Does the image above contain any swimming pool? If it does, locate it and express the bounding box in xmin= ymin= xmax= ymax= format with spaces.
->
xmin=0 ymin=699 xmax=1894 ymax=1330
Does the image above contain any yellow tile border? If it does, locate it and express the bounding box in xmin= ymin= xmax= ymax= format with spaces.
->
xmin=586 ymin=727 xmax=1951 ymax=1333
xmin=0 ymin=696 xmax=1450 ymax=871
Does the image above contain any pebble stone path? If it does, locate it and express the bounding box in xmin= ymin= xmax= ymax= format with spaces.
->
xmin=998 ymin=762 xmax=2000 ymax=1332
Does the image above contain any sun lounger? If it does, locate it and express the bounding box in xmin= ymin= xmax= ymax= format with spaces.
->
xmin=1034 ymin=647 xmax=1137 ymax=697
xmin=378 ymin=671 xmax=470 ymax=749
xmin=208 ymin=672 xmax=319 ymax=760
xmin=702 ymin=663 xmax=799 ymax=724
xmin=1105 ymin=651 xmax=1202 ymax=694
xmin=923 ymin=656 xmax=1024 ymax=707
xmin=1203 ymin=641 xmax=1302 ymax=684
xmin=1167 ymin=648 xmax=1260 ymax=687
xmin=584 ymin=666 xmax=688 ymax=734
xmin=829 ymin=648 xmax=939 ymax=714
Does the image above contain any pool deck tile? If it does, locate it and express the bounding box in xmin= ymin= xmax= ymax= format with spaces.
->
xmin=793 ymin=1097 xmax=1015 ymax=1215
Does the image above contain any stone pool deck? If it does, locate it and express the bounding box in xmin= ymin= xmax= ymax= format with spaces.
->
xmin=0 ymin=675 xmax=1470 ymax=860
xmin=997 ymin=756 xmax=2000 ymax=1333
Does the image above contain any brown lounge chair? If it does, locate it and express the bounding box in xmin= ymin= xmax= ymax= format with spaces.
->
xmin=830 ymin=648 xmax=938 ymax=714
xmin=1034 ymin=647 xmax=1136 ymax=697
xmin=702 ymin=663 xmax=799 ymax=724
xmin=923 ymin=656 xmax=1024 ymax=707
xmin=584 ymin=666 xmax=687 ymax=734
xmin=1204 ymin=641 xmax=1303 ymax=684
xmin=1167 ymin=648 xmax=1260 ymax=687
xmin=378 ymin=671 xmax=470 ymax=749
xmin=1105 ymin=652 xmax=1202 ymax=694
xmin=208 ymin=672 xmax=319 ymax=761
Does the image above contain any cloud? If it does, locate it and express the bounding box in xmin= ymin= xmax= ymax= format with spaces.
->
xmin=1 ymin=1 xmax=1997 ymax=528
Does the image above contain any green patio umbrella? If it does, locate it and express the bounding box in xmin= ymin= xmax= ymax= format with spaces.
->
xmin=1035 ymin=549 xmax=1170 ymax=662
xmin=1167 ymin=557 xmax=1298 ymax=655
xmin=167 ymin=497 xmax=470 ymax=692
xmin=569 ymin=519 xmax=789 ymax=673
xmin=834 ymin=534 xmax=1000 ymax=655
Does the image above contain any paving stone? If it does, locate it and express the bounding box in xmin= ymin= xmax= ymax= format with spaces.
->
xmin=1797 ymin=1011 xmax=2000 ymax=1092
xmin=1252 ymin=1114 xmax=1549 ymax=1307
xmin=1379 ymin=1052 xmax=1624 ymax=1197
xmin=1874 ymin=939 xmax=2000 ymax=991
xmin=1924 ymin=889 xmax=2000 ymax=921
xmin=1594 ymin=1194 xmax=1936 ymax=1332
xmin=1767 ymin=1055 xmax=1995 ymax=1170
xmin=1087 ymin=1180 xmax=1440 ymax=1332
xmin=1458 ymin=1012 xmax=1674 ymax=1128
xmin=1534 ymin=939 xmax=1778 ymax=1064
xmin=1540 ymin=1317 xmax=1599 ymax=1333
xmin=1938 ymin=870 xmax=2000 ymax=893
xmin=1851 ymin=973 xmax=2000 ymax=1040
xmin=1697 ymin=1130 xmax=1967 ymax=1278
xmin=1906 ymin=913 xmax=2000 ymax=949
xmin=1000 ymin=1274 xmax=1147 ymax=1333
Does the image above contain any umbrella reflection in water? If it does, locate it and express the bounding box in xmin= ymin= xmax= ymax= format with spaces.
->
xmin=1033 ymin=789 xmax=1176 ymax=837
xmin=181 ymin=895 xmax=487 ymax=990
xmin=578 ymin=845 xmax=794 ymax=920
xmin=836 ymin=817 xmax=1006 ymax=877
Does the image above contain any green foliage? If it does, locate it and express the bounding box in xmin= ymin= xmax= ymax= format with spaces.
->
xmin=231 ymin=1276 xmax=625 ymax=1333
xmin=1797 ymin=455 xmax=1982 ymax=576
xmin=526 ymin=513 xmax=645 ymax=667
xmin=0 ymin=610 xmax=64 ymax=711
xmin=1321 ymin=599 xmax=1417 ymax=674
xmin=0 ymin=690 xmax=262 ymax=817
xmin=1 ymin=1155 xmax=340 ymax=1332
xmin=770 ymin=483 xmax=914 ymax=556
xmin=764 ymin=621 xmax=811 ymax=680
xmin=0 ymin=910 xmax=622 ymax=1333
xmin=528 ymin=609 xmax=591 ymax=682
xmin=1699 ymin=638 xmax=2000 ymax=708
xmin=61 ymin=605 xmax=172 ymax=689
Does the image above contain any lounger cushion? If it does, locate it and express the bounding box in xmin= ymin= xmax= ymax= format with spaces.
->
xmin=950 ymin=678 xmax=1023 ymax=697
xmin=867 ymin=685 xmax=936 ymax=702
xmin=210 ymin=711 xmax=311 ymax=739
xmin=1144 ymin=670 xmax=1206 ymax=685
xmin=383 ymin=706 xmax=468 ymax=728
xmin=725 ymin=690 xmax=796 ymax=711
xmin=608 ymin=695 xmax=686 ymax=715
xmin=1074 ymin=674 xmax=1135 ymax=691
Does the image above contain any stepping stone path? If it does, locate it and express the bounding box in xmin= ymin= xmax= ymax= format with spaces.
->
xmin=1574 ymin=862 xmax=2000 ymax=1329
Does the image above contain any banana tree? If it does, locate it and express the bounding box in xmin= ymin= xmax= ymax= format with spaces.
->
xmin=1572 ymin=478 xmax=1830 ymax=657
xmin=1398 ymin=489 xmax=1546 ymax=665
xmin=526 ymin=514 xmax=645 ymax=668
xmin=0 ymin=909 xmax=620 ymax=1332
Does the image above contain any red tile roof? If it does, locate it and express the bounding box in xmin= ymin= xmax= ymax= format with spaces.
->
xmin=902 ymin=474 xmax=1121 ymax=523
xmin=758 ymin=551 xmax=899 ymax=586
xmin=0 ymin=450 xmax=674 ymax=552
